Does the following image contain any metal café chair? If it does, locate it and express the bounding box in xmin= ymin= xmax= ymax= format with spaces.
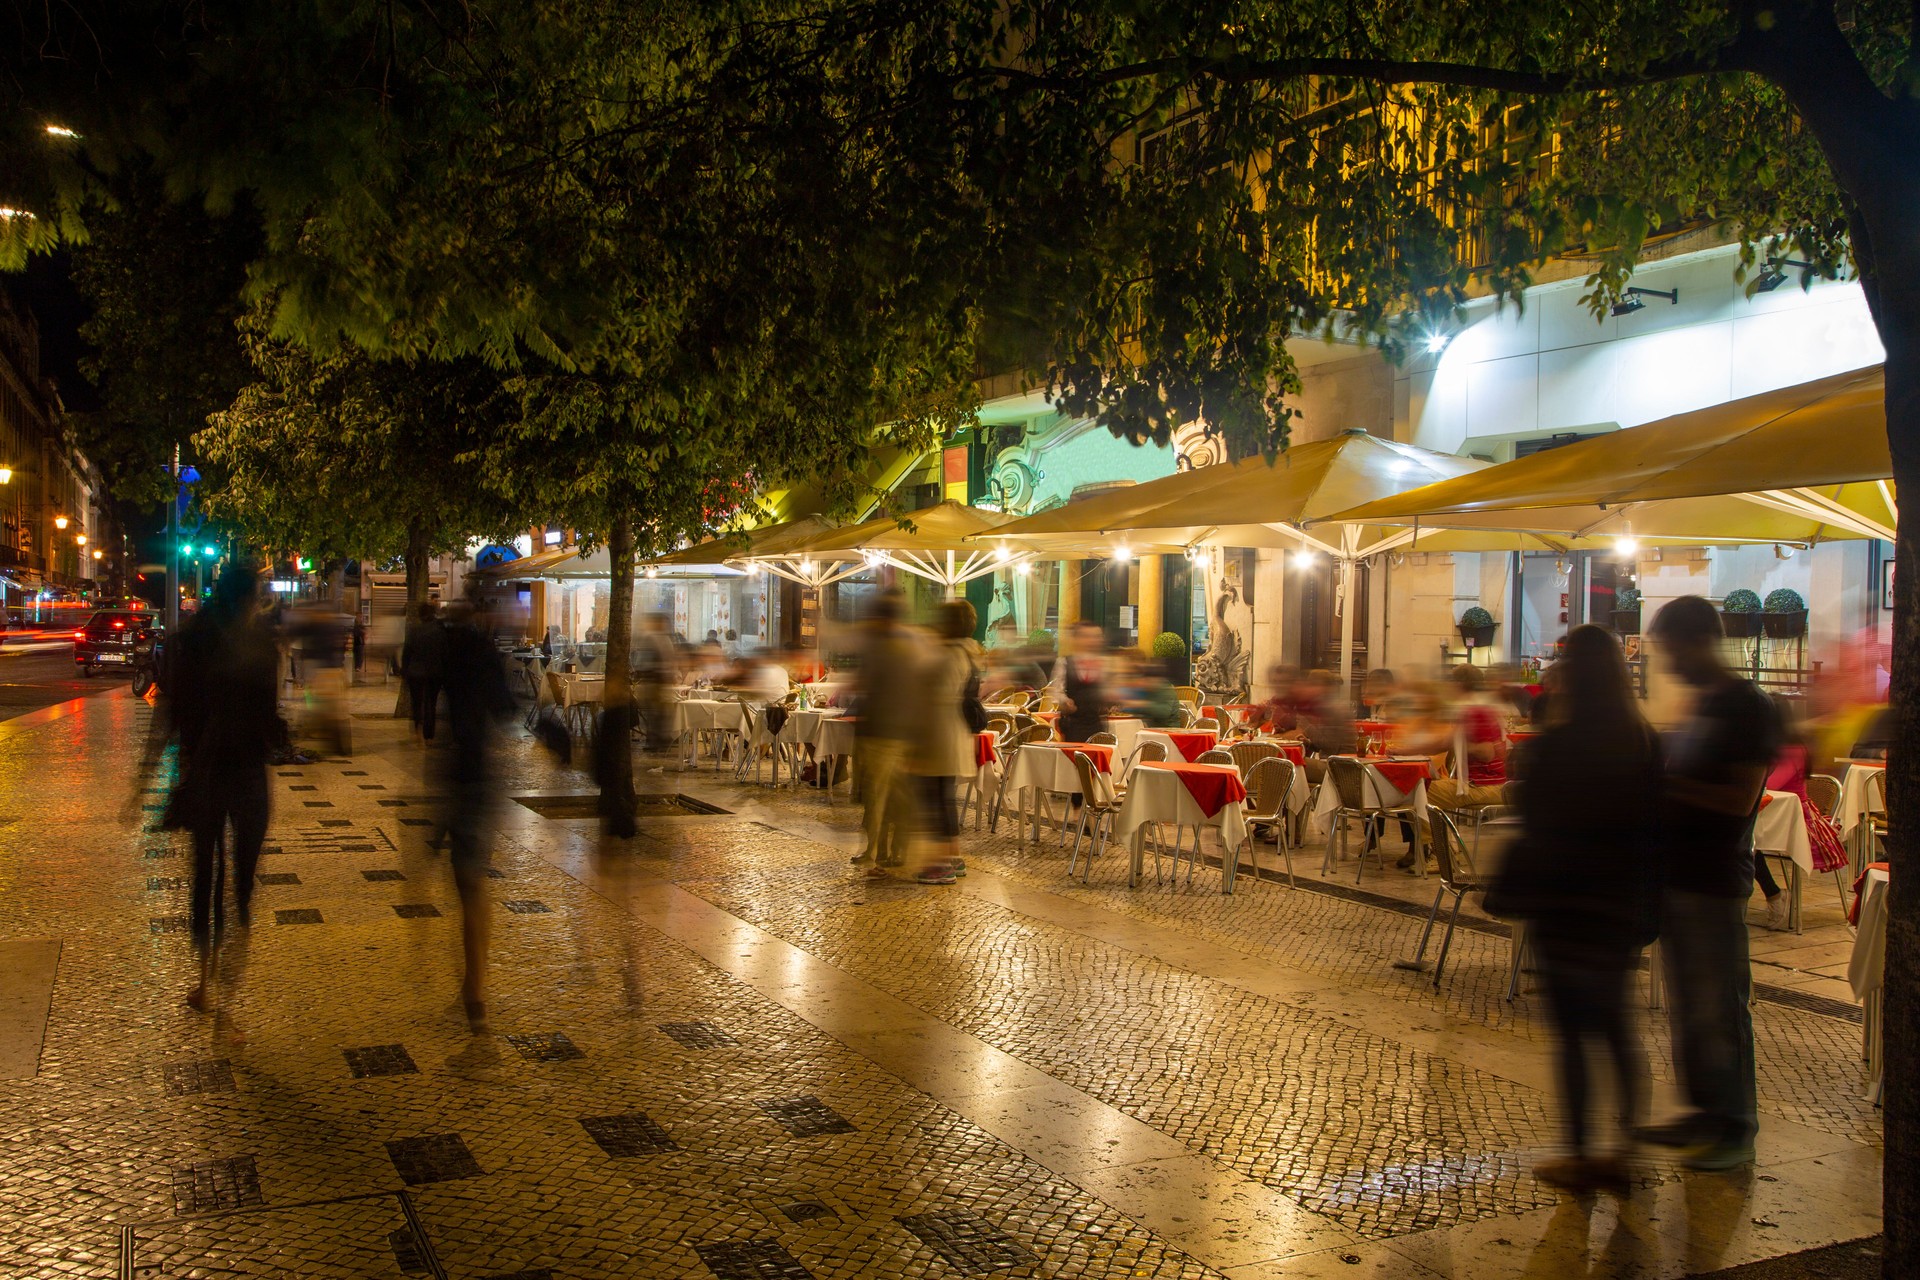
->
xmin=1806 ymin=772 xmax=1855 ymax=920
xmin=1397 ymin=809 xmax=1526 ymax=999
xmin=1322 ymin=756 xmax=1416 ymax=884
xmin=1088 ymin=730 xmax=1118 ymax=745
xmin=1241 ymin=756 xmax=1297 ymax=886
xmin=1229 ymin=739 xmax=1279 ymax=778
xmin=1065 ymin=750 xmax=1123 ymax=882
xmin=1195 ymin=748 xmax=1234 ymax=767
xmin=989 ymin=727 xmax=1066 ymax=832
xmin=1119 ymin=737 xmax=1167 ymax=785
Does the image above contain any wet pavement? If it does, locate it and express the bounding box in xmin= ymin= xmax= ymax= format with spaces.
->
xmin=0 ymin=680 xmax=1883 ymax=1277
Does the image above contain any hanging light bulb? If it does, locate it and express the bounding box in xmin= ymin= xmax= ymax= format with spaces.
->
xmin=1189 ymin=549 xmax=1211 ymax=571
xmin=1112 ymin=545 xmax=1132 ymax=563
xmin=1293 ymin=549 xmax=1317 ymax=568
xmin=1614 ymin=536 xmax=1639 ymax=558
xmin=994 ymin=544 xmax=1011 ymax=562
xmin=1015 ymin=562 xmax=1032 ymax=576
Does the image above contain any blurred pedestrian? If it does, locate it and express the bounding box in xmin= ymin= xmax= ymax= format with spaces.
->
xmin=851 ymin=591 xmax=924 ymax=877
xmin=401 ymin=601 xmax=446 ymax=741
xmin=1639 ymin=595 xmax=1779 ymax=1171
xmin=1495 ymin=625 xmax=1660 ymax=1193
xmin=1428 ymin=664 xmax=1511 ymax=830
xmin=632 ymin=612 xmax=680 ymax=751
xmin=1052 ymin=620 xmax=1113 ymax=742
xmin=910 ymin=599 xmax=980 ymax=884
xmin=167 ymin=563 xmax=279 ymax=1038
xmin=436 ymin=600 xmax=514 ymax=1032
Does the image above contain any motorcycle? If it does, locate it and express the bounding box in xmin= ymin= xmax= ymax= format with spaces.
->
xmin=131 ymin=636 xmax=164 ymax=699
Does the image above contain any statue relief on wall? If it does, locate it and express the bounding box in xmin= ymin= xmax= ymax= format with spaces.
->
xmin=1194 ymin=550 xmax=1253 ymax=704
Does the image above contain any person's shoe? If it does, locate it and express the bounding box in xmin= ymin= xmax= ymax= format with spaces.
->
xmin=1634 ymin=1116 xmax=1712 ymax=1149
xmin=1394 ymin=850 xmax=1416 ymax=870
xmin=464 ymin=1000 xmax=490 ymax=1034
xmin=1585 ymin=1156 xmax=1635 ymax=1195
xmin=1684 ymin=1141 xmax=1756 ymax=1172
xmin=1534 ymin=1157 xmax=1597 ymax=1193
xmin=863 ymin=865 xmax=890 ymax=880
xmin=185 ymin=985 xmax=207 ymax=1013
xmin=1762 ymin=894 xmax=1792 ymax=930
xmin=914 ymin=867 xmax=958 ymax=885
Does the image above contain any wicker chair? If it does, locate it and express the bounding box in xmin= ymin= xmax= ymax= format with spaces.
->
xmin=1065 ymin=750 xmax=1123 ymax=882
xmin=1121 ymin=738 xmax=1168 ymax=782
xmin=1322 ymin=756 xmax=1417 ymax=883
xmin=1207 ymin=706 xmax=1233 ymax=735
xmin=1195 ymin=748 xmax=1234 ymax=767
xmin=1241 ymin=756 xmax=1297 ymax=886
xmin=985 ymin=714 xmax=1015 ymax=742
xmin=1229 ymin=739 xmax=1280 ymax=777
xmin=1088 ymin=730 xmax=1118 ymax=746
xmin=1806 ymin=772 xmax=1853 ymax=919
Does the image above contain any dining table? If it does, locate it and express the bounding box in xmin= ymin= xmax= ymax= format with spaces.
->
xmin=1134 ymin=726 xmax=1220 ymax=764
xmin=999 ymin=741 xmax=1116 ymax=842
xmin=1836 ymin=761 xmax=1886 ymax=873
xmin=1116 ymin=761 xmax=1251 ymax=893
xmin=673 ymin=697 xmax=747 ymax=765
xmin=1309 ymin=756 xmax=1433 ymax=871
xmin=1851 ymin=866 xmax=1890 ymax=1103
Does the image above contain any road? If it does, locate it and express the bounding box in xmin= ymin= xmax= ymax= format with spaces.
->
xmin=0 ymin=635 xmax=129 ymax=720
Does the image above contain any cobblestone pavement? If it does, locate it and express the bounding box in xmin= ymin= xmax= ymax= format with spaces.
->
xmin=0 ymin=684 xmax=1882 ymax=1278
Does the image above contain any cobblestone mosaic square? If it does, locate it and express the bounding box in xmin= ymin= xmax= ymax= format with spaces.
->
xmin=303 ymin=800 xmax=334 ymax=808
xmin=149 ymin=915 xmax=189 ymax=934
xmin=288 ymin=784 xmax=318 ymax=792
xmin=162 ymin=1059 xmax=236 ymax=1096
xmin=579 ymin=1112 xmax=678 ymax=1156
xmin=757 ymin=1096 xmax=856 ymax=1137
xmin=504 ymin=1031 xmax=584 ymax=1062
xmin=275 ymin=908 xmax=324 ymax=925
xmin=341 ymin=770 xmax=368 ymax=776
xmin=362 ymin=868 xmax=407 ymax=881
xmin=503 ymin=899 xmax=552 ymax=914
xmin=345 ymin=1044 xmax=420 ymax=1078
xmin=378 ymin=799 xmax=410 ymax=807
xmin=144 ymin=847 xmax=176 ymax=858
xmin=482 ymin=1271 xmax=554 ymax=1280
xmin=318 ymin=819 xmax=351 ymax=827
xmin=694 ymin=1238 xmax=814 ymax=1279
xmin=401 ymin=817 xmax=433 ymax=826
xmin=257 ymin=871 xmax=301 ymax=885
xmin=385 ymin=1134 xmax=483 ymax=1185
xmin=393 ymin=903 xmax=443 ymax=919
xmin=146 ymin=876 xmax=186 ymax=891
xmin=898 ymin=1209 xmax=1037 ymax=1273
xmin=360 ymin=783 xmax=388 ymax=790
xmin=659 ymin=1021 xmax=737 ymax=1049
xmin=171 ymin=1155 xmax=264 ymax=1214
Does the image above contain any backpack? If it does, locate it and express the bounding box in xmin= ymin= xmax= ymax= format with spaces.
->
xmin=960 ymin=651 xmax=988 ymax=734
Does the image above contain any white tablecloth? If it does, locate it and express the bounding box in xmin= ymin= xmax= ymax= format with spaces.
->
xmin=779 ymin=706 xmax=844 ymax=747
xmin=1106 ymin=716 xmax=1145 ymax=760
xmin=1133 ymin=726 xmax=1220 ymax=765
xmin=1001 ymin=743 xmax=1114 ymax=841
xmin=674 ymin=698 xmax=746 ymax=736
xmin=553 ymin=673 xmax=605 ymax=707
xmin=1836 ymin=763 xmax=1885 ymax=839
xmin=1116 ymin=765 xmax=1249 ymax=893
xmin=1851 ymin=868 xmax=1889 ymax=1002
xmin=815 ymin=716 xmax=858 ymax=760
xmin=1754 ymin=789 xmax=1814 ymax=875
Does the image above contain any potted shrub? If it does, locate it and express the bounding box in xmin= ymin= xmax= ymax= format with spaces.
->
xmin=1720 ymin=588 xmax=1763 ymax=638
xmin=1612 ymin=585 xmax=1642 ymax=635
xmin=1458 ymin=605 xmax=1498 ymax=649
xmin=1763 ymin=587 xmax=1808 ymax=639
xmin=1150 ymin=630 xmax=1190 ymax=682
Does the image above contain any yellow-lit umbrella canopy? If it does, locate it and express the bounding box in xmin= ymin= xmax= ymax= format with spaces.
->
xmin=762 ymin=500 xmax=1028 ymax=589
xmin=643 ymin=515 xmax=840 ymax=568
xmin=1332 ymin=365 xmax=1895 ymax=543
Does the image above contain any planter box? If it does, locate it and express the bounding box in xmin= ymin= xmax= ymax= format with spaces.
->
xmin=1459 ymin=623 xmax=1498 ymax=649
xmin=1612 ymin=609 xmax=1641 ymax=636
xmin=1721 ymin=611 xmax=1762 ymax=639
xmin=1762 ymin=609 xmax=1808 ymax=639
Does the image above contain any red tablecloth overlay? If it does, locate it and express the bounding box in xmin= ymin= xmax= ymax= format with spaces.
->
xmin=1363 ymin=756 xmax=1431 ymax=795
xmin=1165 ymin=729 xmax=1219 ymax=762
xmin=975 ymin=732 xmax=998 ymax=768
xmin=1139 ymin=760 xmax=1247 ymax=817
xmin=1048 ymin=742 xmax=1115 ymax=773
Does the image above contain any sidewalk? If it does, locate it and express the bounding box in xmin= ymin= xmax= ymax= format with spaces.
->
xmin=0 ymin=681 xmax=1881 ymax=1277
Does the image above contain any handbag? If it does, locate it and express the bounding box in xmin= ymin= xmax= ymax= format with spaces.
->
xmin=960 ymin=654 xmax=989 ymax=734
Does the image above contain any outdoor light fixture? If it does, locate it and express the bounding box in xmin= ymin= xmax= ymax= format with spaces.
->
xmin=1294 ymin=549 xmax=1317 ymax=568
xmin=44 ymin=124 xmax=78 ymax=138
xmin=1111 ymin=545 xmax=1132 ymax=562
xmin=1015 ymin=562 xmax=1032 ymax=576
xmin=645 ymin=566 xmax=658 ymax=578
xmin=1423 ymin=331 xmax=1450 ymax=354
xmin=1614 ymin=536 xmax=1640 ymax=557
xmin=91 ymin=549 xmax=102 ymax=561
xmin=76 ymin=534 xmax=87 ymax=546
xmin=1189 ymin=549 xmax=1211 ymax=570
xmin=1611 ymin=286 xmax=1678 ymax=317
xmin=994 ymin=544 xmax=1011 ymax=562
xmin=0 ymin=207 xmax=34 ymax=220
xmin=0 ymin=466 xmax=10 ymax=484
xmin=1755 ymin=258 xmax=1818 ymax=293
xmin=53 ymin=515 xmax=68 ymax=530
xmin=799 ymin=558 xmax=814 ymax=574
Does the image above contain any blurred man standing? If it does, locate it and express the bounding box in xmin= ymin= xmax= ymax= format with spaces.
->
xmin=437 ymin=601 xmax=514 ymax=1032
xmin=852 ymin=592 xmax=923 ymax=877
xmin=401 ymin=601 xmax=445 ymax=741
xmin=1052 ymin=620 xmax=1112 ymax=742
xmin=168 ymin=563 xmax=279 ymax=1034
xmin=1640 ymin=595 xmax=1780 ymax=1171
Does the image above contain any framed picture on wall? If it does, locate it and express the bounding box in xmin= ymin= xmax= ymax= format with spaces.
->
xmin=1885 ymin=558 xmax=1897 ymax=612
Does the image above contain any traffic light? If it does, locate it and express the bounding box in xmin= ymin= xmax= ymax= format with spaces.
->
xmin=298 ymin=557 xmax=313 ymax=572
xmin=202 ymin=545 xmax=219 ymax=557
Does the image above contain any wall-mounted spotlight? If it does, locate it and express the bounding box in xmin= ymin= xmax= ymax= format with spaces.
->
xmin=1755 ymin=259 xmax=1818 ymax=293
xmin=1611 ymin=286 xmax=1678 ymax=317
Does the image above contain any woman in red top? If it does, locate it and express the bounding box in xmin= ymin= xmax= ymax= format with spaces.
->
xmin=1750 ymin=713 xmax=1849 ymax=929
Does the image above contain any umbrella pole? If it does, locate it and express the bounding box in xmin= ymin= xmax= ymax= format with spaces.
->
xmin=1338 ymin=557 xmax=1356 ymax=690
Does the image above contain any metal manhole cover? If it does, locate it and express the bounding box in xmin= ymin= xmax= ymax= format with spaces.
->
xmin=579 ymin=1112 xmax=678 ymax=1157
xmin=658 ymin=1021 xmax=737 ymax=1049
xmin=511 ymin=792 xmax=731 ymax=819
xmin=163 ymin=1059 xmax=236 ymax=1096
xmin=344 ymin=1044 xmax=419 ymax=1078
xmin=362 ymin=869 xmax=406 ymax=881
xmin=694 ymin=1239 xmax=813 ymax=1279
xmin=757 ymin=1096 xmax=856 ymax=1137
xmin=898 ymin=1209 xmax=1037 ymax=1273
xmin=275 ymin=908 xmax=324 ymax=925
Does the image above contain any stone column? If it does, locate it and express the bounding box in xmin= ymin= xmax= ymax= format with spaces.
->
xmin=1136 ymin=555 xmax=1163 ymax=653
xmin=1055 ymin=560 xmax=1080 ymax=633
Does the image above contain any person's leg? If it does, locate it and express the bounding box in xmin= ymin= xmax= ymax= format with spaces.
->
xmin=1594 ymin=952 xmax=1650 ymax=1150
xmin=1536 ymin=944 xmax=1595 ymax=1158
xmin=421 ymin=680 xmax=440 ymax=740
xmin=408 ymin=678 xmax=426 ymax=729
xmin=186 ymin=817 xmax=223 ymax=1010
xmin=857 ymin=740 xmax=899 ymax=867
xmin=1752 ymin=856 xmax=1780 ymax=897
xmin=1655 ymin=890 xmax=1757 ymax=1161
xmin=448 ymin=787 xmax=493 ymax=1030
xmin=228 ymin=768 xmax=270 ymax=929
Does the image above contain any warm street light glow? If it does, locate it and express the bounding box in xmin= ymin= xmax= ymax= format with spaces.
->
xmin=53 ymin=515 xmax=68 ymax=529
xmin=44 ymin=124 xmax=79 ymax=138
xmin=91 ymin=549 xmax=103 ymax=560
xmin=1294 ymin=549 xmax=1317 ymax=567
xmin=76 ymin=534 xmax=87 ymax=546
xmin=1615 ymin=536 xmax=1639 ymax=557
xmin=1015 ymin=562 xmax=1031 ymax=575
xmin=0 ymin=207 xmax=34 ymax=220
xmin=994 ymin=544 xmax=1011 ymax=562
xmin=0 ymin=466 xmax=10 ymax=484
xmin=1112 ymin=545 xmax=1132 ymax=562
xmin=1424 ymin=332 xmax=1450 ymax=353
xmin=1189 ymin=549 xmax=1211 ymax=570
xmin=798 ymin=558 xmax=814 ymax=574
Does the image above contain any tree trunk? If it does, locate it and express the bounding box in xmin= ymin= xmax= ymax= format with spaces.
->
xmin=403 ymin=519 xmax=432 ymax=608
xmin=598 ymin=522 xmax=638 ymax=836
xmin=1881 ymin=322 xmax=1920 ymax=1276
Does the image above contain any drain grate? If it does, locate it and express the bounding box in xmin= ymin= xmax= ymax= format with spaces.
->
xmin=171 ymin=1155 xmax=264 ymax=1215
xmin=503 ymin=900 xmax=552 ymax=914
xmin=898 ymin=1209 xmax=1037 ymax=1273
xmin=694 ymin=1239 xmax=813 ymax=1280
xmin=163 ymin=1059 xmax=236 ymax=1097
xmin=362 ymin=869 xmax=407 ymax=882
xmin=512 ymin=792 xmax=731 ymax=820
xmin=147 ymin=876 xmax=187 ymax=891
xmin=378 ymin=799 xmax=410 ymax=808
xmin=757 ymin=1096 xmax=855 ymax=1137
xmin=777 ymin=1201 xmax=835 ymax=1223
xmin=393 ymin=904 xmax=442 ymax=919
xmin=579 ymin=1112 xmax=678 ymax=1157
xmin=359 ymin=783 xmax=388 ymax=790
xmin=303 ymin=801 xmax=334 ymax=808
xmin=288 ymin=784 xmax=318 ymax=792
xmin=318 ymin=819 xmax=352 ymax=828
xmin=275 ymin=908 xmax=324 ymax=925
xmin=257 ymin=872 xmax=301 ymax=886
xmin=659 ymin=1021 xmax=737 ymax=1049
xmin=385 ymin=1134 xmax=483 ymax=1185
xmin=344 ymin=1044 xmax=419 ymax=1078
xmin=504 ymin=1031 xmax=584 ymax=1063
xmin=387 ymin=1225 xmax=432 ymax=1274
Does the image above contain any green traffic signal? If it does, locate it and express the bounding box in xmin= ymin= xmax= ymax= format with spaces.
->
xmin=202 ymin=545 xmax=218 ymax=557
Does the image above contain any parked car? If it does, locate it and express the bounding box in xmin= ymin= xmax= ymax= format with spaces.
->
xmin=74 ymin=610 xmax=164 ymax=678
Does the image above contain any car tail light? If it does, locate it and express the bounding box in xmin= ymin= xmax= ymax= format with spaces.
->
xmin=112 ymin=621 xmax=124 ymax=629
xmin=74 ymin=631 xmax=85 ymax=640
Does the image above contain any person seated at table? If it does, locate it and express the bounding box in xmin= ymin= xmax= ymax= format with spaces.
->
xmin=1429 ymin=664 xmax=1511 ymax=815
xmin=1748 ymin=698 xmax=1850 ymax=930
xmin=1282 ymin=670 xmax=1356 ymax=787
xmin=1127 ymin=658 xmax=1186 ymax=728
xmin=1358 ymin=668 xmax=1402 ymax=720
xmin=1255 ymin=663 xmax=1302 ymax=733
xmin=740 ymin=647 xmax=792 ymax=707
